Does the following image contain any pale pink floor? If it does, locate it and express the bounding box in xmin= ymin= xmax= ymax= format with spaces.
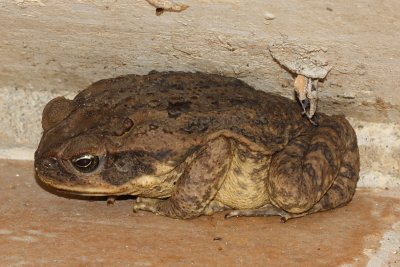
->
xmin=0 ymin=160 xmax=399 ymax=266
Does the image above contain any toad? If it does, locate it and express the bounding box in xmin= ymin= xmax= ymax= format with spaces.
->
xmin=34 ymin=71 xmax=360 ymax=221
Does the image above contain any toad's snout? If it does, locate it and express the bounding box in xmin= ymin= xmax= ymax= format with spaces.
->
xmin=34 ymin=156 xmax=60 ymax=180
xmin=40 ymin=157 xmax=58 ymax=170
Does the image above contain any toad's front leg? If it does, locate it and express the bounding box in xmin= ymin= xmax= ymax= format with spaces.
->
xmin=133 ymin=137 xmax=232 ymax=219
xmin=133 ymin=197 xmax=164 ymax=213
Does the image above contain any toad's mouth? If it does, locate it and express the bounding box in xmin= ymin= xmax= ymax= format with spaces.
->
xmin=36 ymin=174 xmax=134 ymax=196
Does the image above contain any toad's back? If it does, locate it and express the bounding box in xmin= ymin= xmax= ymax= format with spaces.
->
xmin=75 ymin=71 xmax=309 ymax=151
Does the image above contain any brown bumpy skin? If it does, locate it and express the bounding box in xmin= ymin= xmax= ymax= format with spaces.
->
xmin=35 ymin=71 xmax=360 ymax=221
xmin=133 ymin=137 xmax=232 ymax=218
xmin=268 ymin=114 xmax=359 ymax=219
xmin=225 ymin=114 xmax=359 ymax=221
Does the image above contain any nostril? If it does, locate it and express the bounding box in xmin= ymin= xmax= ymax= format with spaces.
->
xmin=42 ymin=157 xmax=58 ymax=169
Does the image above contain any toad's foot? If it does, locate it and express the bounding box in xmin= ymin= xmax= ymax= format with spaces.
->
xmin=132 ymin=197 xmax=184 ymax=218
xmin=107 ymin=196 xmax=116 ymax=206
xmin=203 ymin=200 xmax=227 ymax=216
xmin=224 ymin=205 xmax=308 ymax=223
xmin=133 ymin=197 xmax=161 ymax=214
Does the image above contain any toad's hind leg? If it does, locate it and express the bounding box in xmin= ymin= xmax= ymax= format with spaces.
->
xmin=268 ymin=115 xmax=360 ymax=217
xmin=226 ymin=161 xmax=359 ymax=222
xmin=227 ymin=116 xmax=359 ymax=221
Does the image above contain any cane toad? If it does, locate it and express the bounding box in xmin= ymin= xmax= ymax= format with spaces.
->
xmin=34 ymin=71 xmax=360 ymax=221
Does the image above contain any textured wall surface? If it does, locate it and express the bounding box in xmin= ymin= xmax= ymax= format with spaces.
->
xmin=0 ymin=0 xmax=399 ymax=187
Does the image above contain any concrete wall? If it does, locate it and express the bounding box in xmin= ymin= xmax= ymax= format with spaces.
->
xmin=0 ymin=0 xmax=399 ymax=187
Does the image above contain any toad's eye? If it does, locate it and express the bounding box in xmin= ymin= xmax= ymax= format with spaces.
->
xmin=71 ymin=154 xmax=99 ymax=173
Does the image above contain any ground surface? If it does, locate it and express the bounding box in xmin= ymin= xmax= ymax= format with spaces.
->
xmin=0 ymin=160 xmax=399 ymax=266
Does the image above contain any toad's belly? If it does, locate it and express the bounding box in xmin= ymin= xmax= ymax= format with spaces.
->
xmin=214 ymin=145 xmax=271 ymax=209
